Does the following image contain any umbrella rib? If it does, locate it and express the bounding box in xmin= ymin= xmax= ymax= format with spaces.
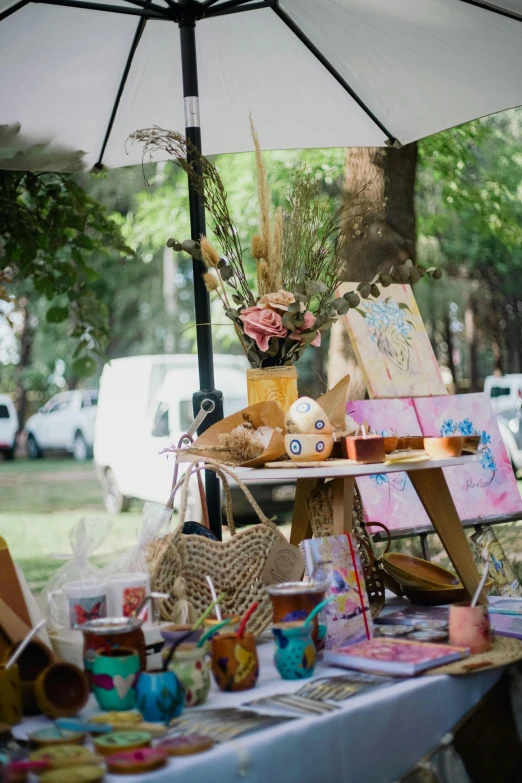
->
xmin=272 ymin=3 xmax=398 ymax=147
xmin=119 ymin=0 xmax=173 ymax=19
xmin=0 ymin=0 xmax=29 ymax=22
xmin=204 ymin=0 xmax=263 ymax=15
xmin=455 ymin=0 xmax=522 ymax=23
xmin=35 ymin=0 xmax=168 ymax=18
xmin=95 ymin=13 xmax=152 ymax=168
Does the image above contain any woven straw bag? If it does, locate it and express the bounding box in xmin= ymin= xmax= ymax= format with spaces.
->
xmin=148 ymin=458 xmax=287 ymax=637
xmin=306 ymin=480 xmax=390 ymax=618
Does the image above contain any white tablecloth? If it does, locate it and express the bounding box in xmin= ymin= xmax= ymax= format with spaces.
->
xmin=15 ymin=637 xmax=501 ymax=783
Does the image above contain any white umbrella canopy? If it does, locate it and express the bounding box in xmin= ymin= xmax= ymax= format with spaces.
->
xmin=1 ymin=0 xmax=522 ymax=171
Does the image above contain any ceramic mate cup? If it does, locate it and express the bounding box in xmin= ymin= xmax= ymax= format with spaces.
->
xmin=106 ymin=573 xmax=150 ymax=621
xmin=64 ymin=579 xmax=107 ymax=629
xmin=449 ymin=602 xmax=491 ymax=654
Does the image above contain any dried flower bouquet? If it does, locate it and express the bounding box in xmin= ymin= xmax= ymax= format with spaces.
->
xmin=131 ymin=122 xmax=440 ymax=369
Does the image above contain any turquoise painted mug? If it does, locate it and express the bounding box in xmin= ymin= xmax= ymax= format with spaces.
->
xmin=92 ymin=647 xmax=140 ymax=711
xmin=135 ymin=670 xmax=185 ymax=723
xmin=272 ymin=622 xmax=317 ymax=680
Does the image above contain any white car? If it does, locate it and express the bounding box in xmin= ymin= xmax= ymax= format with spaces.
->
xmin=0 ymin=394 xmax=18 ymax=460
xmin=25 ymin=390 xmax=98 ymax=461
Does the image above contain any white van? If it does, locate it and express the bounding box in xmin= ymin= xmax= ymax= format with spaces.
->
xmin=94 ymin=355 xmax=295 ymax=521
xmin=0 ymin=394 xmax=18 ymax=460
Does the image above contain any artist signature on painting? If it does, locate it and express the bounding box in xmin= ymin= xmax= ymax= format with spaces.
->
xmin=465 ymin=476 xmax=494 ymax=490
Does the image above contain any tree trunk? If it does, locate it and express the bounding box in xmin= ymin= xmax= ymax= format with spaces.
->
xmin=465 ymin=295 xmax=479 ymax=392
xmin=327 ymin=144 xmax=418 ymax=397
xmin=15 ymin=297 xmax=35 ymax=431
xmin=506 ymin=301 xmax=521 ymax=374
xmin=443 ymin=313 xmax=457 ymax=391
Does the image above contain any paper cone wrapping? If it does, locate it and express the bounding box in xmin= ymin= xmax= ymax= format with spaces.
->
xmin=180 ymin=401 xmax=286 ymax=468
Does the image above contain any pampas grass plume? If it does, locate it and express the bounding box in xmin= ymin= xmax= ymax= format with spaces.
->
xmin=251 ymin=234 xmax=267 ymax=260
xmin=201 ymin=237 xmax=221 ymax=268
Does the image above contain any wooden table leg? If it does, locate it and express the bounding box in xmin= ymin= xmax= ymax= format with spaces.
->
xmin=332 ymin=477 xmax=355 ymax=536
xmin=409 ymin=467 xmax=486 ymax=604
xmin=289 ymin=478 xmax=318 ymax=546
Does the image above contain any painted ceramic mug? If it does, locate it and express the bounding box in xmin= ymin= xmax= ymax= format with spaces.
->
xmin=81 ymin=617 xmax=146 ymax=685
xmin=135 ymin=670 xmax=185 ymax=723
xmin=92 ymin=648 xmax=140 ymax=711
xmin=272 ymin=622 xmax=317 ymax=680
xmin=266 ymin=582 xmax=327 ymax=650
xmin=64 ymin=579 xmax=108 ymax=629
xmin=162 ymin=643 xmax=210 ymax=707
xmin=449 ymin=603 xmax=491 ymax=654
xmin=211 ymin=632 xmax=259 ymax=692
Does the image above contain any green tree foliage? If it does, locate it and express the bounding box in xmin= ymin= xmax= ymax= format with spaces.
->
xmin=0 ymin=170 xmax=131 ymax=377
xmin=416 ymin=108 xmax=522 ymax=384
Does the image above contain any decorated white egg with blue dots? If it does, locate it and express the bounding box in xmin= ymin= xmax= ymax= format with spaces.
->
xmin=284 ymin=433 xmax=334 ymax=462
xmin=285 ymin=396 xmax=333 ymax=435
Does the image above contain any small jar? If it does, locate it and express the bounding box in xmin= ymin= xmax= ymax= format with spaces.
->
xmin=163 ymin=643 xmax=210 ymax=707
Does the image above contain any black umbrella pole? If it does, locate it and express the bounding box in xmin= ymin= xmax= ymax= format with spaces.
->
xmin=180 ymin=10 xmax=224 ymax=540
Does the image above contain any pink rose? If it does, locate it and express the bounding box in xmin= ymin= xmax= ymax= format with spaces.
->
xmin=289 ymin=310 xmax=321 ymax=347
xmin=257 ymin=290 xmax=297 ymax=312
xmin=239 ymin=306 xmax=288 ymax=352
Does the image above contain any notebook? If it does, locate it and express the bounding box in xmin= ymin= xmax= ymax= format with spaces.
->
xmin=490 ymin=614 xmax=522 ymax=639
xmin=488 ymin=598 xmax=522 ymax=616
xmin=324 ymin=637 xmax=468 ymax=676
xmin=300 ymin=533 xmax=373 ymax=650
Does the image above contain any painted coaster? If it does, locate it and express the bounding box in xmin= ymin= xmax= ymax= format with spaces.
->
xmin=39 ymin=766 xmax=105 ymax=783
xmin=89 ymin=711 xmax=142 ymax=726
xmin=29 ymin=746 xmax=93 ymax=765
xmin=414 ymin=620 xmax=448 ymax=631
xmin=105 ymin=748 xmax=168 ymax=774
xmin=29 ymin=729 xmax=86 ymax=747
xmin=377 ymin=625 xmax=412 ymax=637
xmin=93 ymin=731 xmax=151 ymax=757
xmin=157 ymin=735 xmax=214 ymax=757
xmin=409 ymin=630 xmax=448 ymax=643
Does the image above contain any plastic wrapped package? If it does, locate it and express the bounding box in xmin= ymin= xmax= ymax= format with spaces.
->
xmin=38 ymin=516 xmax=112 ymax=634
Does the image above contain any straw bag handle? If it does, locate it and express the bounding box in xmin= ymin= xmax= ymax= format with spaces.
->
xmin=169 ymin=458 xmax=278 ymax=537
xmin=355 ymin=535 xmax=375 ymax=580
xmin=167 ymin=434 xmax=210 ymax=529
xmin=364 ymin=521 xmax=392 ymax=555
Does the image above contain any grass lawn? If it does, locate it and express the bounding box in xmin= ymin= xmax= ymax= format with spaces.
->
xmin=0 ymin=458 xmax=146 ymax=591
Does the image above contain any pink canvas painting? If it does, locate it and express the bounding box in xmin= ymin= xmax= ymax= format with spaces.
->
xmin=413 ymin=394 xmax=522 ymax=523
xmin=349 ymin=399 xmax=431 ymax=531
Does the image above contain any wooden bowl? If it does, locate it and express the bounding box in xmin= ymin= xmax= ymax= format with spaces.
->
xmin=383 ymin=436 xmax=399 ymax=454
xmin=35 ymin=663 xmax=89 ymax=718
xmin=397 ymin=436 xmax=424 ymax=450
xmin=382 ymin=553 xmax=460 ymax=590
xmin=423 ymin=436 xmax=463 ymax=459
xmin=403 ymin=579 xmax=494 ymax=607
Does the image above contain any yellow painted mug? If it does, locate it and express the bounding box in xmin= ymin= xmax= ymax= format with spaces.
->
xmin=0 ymin=664 xmax=23 ymax=725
